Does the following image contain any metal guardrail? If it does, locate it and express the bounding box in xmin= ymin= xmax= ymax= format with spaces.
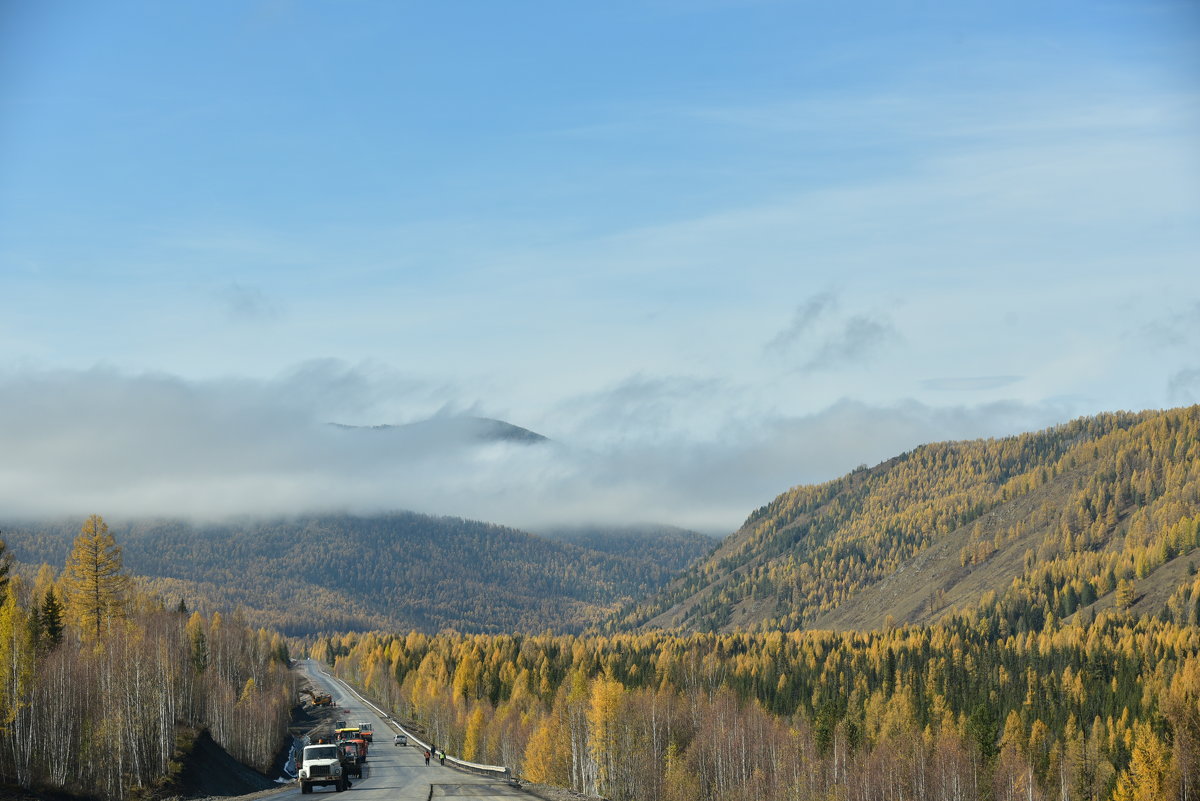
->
xmin=311 ymin=661 xmax=513 ymax=782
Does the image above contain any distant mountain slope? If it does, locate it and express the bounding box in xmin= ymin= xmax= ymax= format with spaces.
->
xmin=4 ymin=511 xmax=694 ymax=636
xmin=332 ymin=416 xmax=549 ymax=444
xmin=612 ymin=405 xmax=1200 ymax=634
xmin=539 ymin=524 xmax=718 ymax=574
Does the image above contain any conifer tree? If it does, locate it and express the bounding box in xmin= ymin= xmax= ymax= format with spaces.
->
xmin=0 ymin=533 xmax=13 ymax=599
xmin=26 ymin=602 xmax=42 ymax=650
xmin=40 ymin=588 xmax=64 ymax=649
xmin=1116 ymin=578 xmax=1136 ymax=610
xmin=187 ymin=611 xmax=208 ymax=672
xmin=1112 ymin=721 xmax=1172 ymax=801
xmin=62 ymin=515 xmax=129 ymax=639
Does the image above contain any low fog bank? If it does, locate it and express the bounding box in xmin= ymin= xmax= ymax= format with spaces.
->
xmin=0 ymin=366 xmax=1076 ymax=534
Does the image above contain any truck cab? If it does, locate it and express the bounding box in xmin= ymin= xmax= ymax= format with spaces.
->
xmin=298 ymin=743 xmax=346 ymax=793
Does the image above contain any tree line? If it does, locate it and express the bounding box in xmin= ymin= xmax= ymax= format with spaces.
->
xmin=0 ymin=515 xmax=294 ymax=800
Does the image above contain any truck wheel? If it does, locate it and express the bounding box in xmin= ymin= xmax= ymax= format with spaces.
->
xmin=301 ymin=782 xmax=311 ymax=794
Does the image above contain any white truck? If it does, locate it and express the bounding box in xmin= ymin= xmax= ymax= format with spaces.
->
xmin=299 ymin=743 xmax=348 ymax=793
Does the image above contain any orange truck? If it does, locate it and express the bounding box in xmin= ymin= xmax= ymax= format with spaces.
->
xmin=335 ymin=728 xmax=368 ymax=762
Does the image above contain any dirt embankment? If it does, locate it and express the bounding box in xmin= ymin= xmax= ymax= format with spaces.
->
xmin=175 ymin=730 xmax=277 ymax=798
xmin=174 ymin=697 xmax=337 ymax=801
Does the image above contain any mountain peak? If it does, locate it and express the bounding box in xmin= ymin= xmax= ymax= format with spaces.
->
xmin=331 ymin=416 xmax=549 ymax=445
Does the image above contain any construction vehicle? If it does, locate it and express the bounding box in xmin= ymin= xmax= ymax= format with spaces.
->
xmin=300 ymin=688 xmax=333 ymax=707
xmin=298 ymin=743 xmax=347 ymax=793
xmin=358 ymin=722 xmax=373 ymax=742
xmin=335 ymin=726 xmax=361 ymax=741
xmin=339 ymin=741 xmax=364 ymax=777
xmin=335 ymin=728 xmax=368 ymax=763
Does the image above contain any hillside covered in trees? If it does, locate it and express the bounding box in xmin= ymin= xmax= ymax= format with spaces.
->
xmin=3 ymin=512 xmax=716 ymax=635
xmin=615 ymin=405 xmax=1200 ymax=636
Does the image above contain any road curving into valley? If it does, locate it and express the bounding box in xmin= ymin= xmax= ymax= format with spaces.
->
xmin=282 ymin=660 xmax=525 ymax=801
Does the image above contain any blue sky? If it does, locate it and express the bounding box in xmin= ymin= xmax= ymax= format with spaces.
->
xmin=1 ymin=1 xmax=1198 ymax=530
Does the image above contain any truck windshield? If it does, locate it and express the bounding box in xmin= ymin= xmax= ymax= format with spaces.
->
xmin=306 ymin=746 xmax=339 ymax=761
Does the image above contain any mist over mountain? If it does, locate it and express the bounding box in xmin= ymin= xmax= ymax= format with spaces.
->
xmin=0 ymin=364 xmax=1076 ymax=532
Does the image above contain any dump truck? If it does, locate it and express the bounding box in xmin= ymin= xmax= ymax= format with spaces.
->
xmin=339 ymin=741 xmax=364 ymax=777
xmin=358 ymin=723 xmax=373 ymax=742
xmin=335 ymin=728 xmax=368 ymax=762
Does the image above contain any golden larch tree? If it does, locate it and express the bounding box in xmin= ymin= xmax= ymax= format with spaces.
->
xmin=1112 ymin=721 xmax=1174 ymax=801
xmin=63 ymin=514 xmax=129 ymax=639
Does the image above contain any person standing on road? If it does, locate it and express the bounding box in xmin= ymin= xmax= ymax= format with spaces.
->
xmin=424 ymin=749 xmax=431 ymax=766
xmin=437 ymin=748 xmax=445 ymax=766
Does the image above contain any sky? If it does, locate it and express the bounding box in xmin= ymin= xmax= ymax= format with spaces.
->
xmin=1 ymin=1 xmax=1198 ymax=533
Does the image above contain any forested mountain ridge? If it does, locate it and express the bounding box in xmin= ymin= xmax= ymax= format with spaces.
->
xmin=612 ymin=405 xmax=1200 ymax=634
xmin=4 ymin=512 xmax=715 ymax=636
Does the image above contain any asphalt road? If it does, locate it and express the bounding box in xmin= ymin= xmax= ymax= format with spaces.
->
xmin=281 ymin=660 xmax=525 ymax=801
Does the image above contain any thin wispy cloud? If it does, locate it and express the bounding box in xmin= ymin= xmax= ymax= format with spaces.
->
xmin=1168 ymin=369 xmax=1200 ymax=404
xmin=551 ymin=374 xmax=727 ymax=444
xmin=218 ymin=282 xmax=280 ymax=321
xmin=800 ymin=314 xmax=897 ymax=373
xmin=1145 ymin=301 xmax=1200 ymax=347
xmin=765 ymin=292 xmax=836 ymax=354
xmin=765 ymin=295 xmax=897 ymax=373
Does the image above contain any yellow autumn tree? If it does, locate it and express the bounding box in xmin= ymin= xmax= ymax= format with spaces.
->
xmin=1112 ymin=721 xmax=1174 ymax=801
xmin=588 ymin=677 xmax=625 ymax=795
xmin=62 ymin=515 xmax=130 ymax=639
xmin=663 ymin=742 xmax=701 ymax=801
xmin=0 ymin=589 xmax=34 ymax=736
xmin=462 ymin=706 xmax=486 ymax=761
xmin=1116 ymin=579 xmax=1136 ymax=610
xmin=523 ymin=713 xmax=569 ymax=785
